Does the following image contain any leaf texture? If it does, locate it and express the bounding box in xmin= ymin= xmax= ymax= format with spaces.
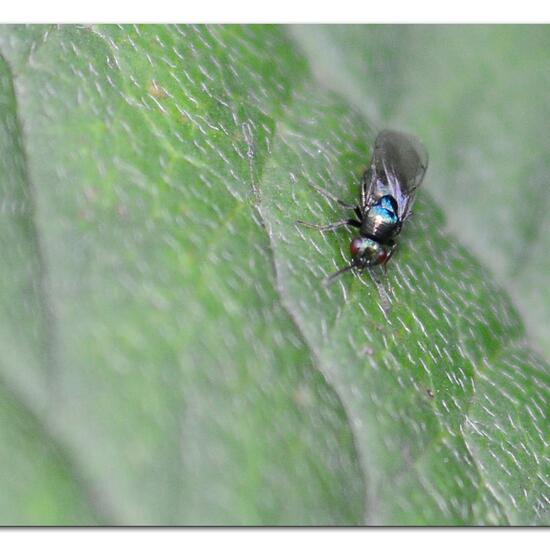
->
xmin=0 ymin=24 xmax=547 ymax=525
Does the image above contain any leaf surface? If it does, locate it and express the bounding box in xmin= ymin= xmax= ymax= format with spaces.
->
xmin=0 ymin=24 xmax=547 ymax=525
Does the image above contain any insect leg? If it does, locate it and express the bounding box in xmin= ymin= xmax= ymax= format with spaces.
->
xmin=381 ymin=240 xmax=398 ymax=275
xmin=296 ymin=219 xmax=360 ymax=232
xmin=308 ymin=183 xmax=357 ymax=209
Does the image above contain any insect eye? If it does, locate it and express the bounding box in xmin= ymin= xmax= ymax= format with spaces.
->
xmin=350 ymin=237 xmax=365 ymax=257
xmin=374 ymin=248 xmax=388 ymax=266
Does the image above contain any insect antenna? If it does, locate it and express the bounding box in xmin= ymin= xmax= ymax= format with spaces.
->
xmin=323 ymin=263 xmax=356 ymax=286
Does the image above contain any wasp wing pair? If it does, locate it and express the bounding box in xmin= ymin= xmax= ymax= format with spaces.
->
xmin=362 ymin=129 xmax=428 ymax=222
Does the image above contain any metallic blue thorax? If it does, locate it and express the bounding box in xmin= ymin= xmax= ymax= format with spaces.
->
xmin=361 ymin=195 xmax=400 ymax=241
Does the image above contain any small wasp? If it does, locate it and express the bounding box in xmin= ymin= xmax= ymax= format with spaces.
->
xmin=297 ymin=130 xmax=428 ymax=288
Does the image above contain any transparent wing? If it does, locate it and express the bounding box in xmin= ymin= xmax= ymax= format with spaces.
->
xmin=362 ymin=130 xmax=428 ymax=219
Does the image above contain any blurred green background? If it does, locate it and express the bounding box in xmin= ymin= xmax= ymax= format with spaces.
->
xmin=0 ymin=25 xmax=548 ymax=525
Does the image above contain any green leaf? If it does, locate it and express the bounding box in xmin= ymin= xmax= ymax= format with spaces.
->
xmin=0 ymin=24 xmax=363 ymax=526
xmin=0 ymin=24 xmax=548 ymax=525
xmin=292 ymin=24 xmax=550 ymax=362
